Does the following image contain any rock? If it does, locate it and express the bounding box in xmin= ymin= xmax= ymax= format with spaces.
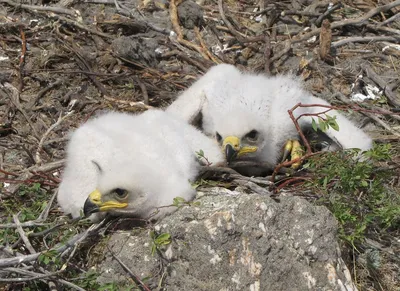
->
xmin=94 ymin=187 xmax=357 ymax=291
xmin=111 ymin=35 xmax=160 ymax=67
xmin=178 ymin=0 xmax=204 ymax=29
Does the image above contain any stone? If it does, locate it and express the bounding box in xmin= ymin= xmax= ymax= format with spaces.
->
xmin=178 ymin=0 xmax=204 ymax=29
xmin=94 ymin=187 xmax=357 ymax=291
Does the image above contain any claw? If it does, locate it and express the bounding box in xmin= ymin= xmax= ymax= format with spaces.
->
xmin=290 ymin=140 xmax=304 ymax=169
xmin=281 ymin=140 xmax=293 ymax=163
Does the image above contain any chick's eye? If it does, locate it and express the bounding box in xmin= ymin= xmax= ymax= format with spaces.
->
xmin=216 ymin=132 xmax=222 ymax=143
xmin=246 ymin=130 xmax=259 ymax=140
xmin=114 ymin=188 xmax=128 ymax=199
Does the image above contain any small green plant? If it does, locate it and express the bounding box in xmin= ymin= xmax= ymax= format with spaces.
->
xmin=196 ymin=149 xmax=212 ymax=166
xmin=311 ymin=114 xmax=339 ymax=132
xmin=38 ymin=250 xmax=61 ymax=267
xmin=305 ymin=144 xmax=399 ymax=245
xmin=150 ymin=231 xmax=171 ymax=255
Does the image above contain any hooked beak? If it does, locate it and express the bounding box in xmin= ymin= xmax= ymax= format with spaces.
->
xmin=83 ymin=189 xmax=128 ymax=217
xmin=222 ymin=136 xmax=258 ymax=164
xmin=225 ymin=143 xmax=237 ymax=164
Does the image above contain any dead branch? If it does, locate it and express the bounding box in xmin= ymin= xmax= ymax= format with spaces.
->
xmin=360 ymin=64 xmax=400 ymax=107
xmin=28 ymin=79 xmax=63 ymax=109
xmin=1 ymin=83 xmax=40 ymax=140
xmin=161 ymin=50 xmax=210 ymax=72
xmin=0 ymin=0 xmax=79 ymax=16
xmin=0 ymin=220 xmax=106 ymax=268
xmin=170 ymin=0 xmax=212 ymax=61
xmin=272 ymin=0 xmax=400 ymax=63
xmin=13 ymin=214 xmax=36 ymax=254
xmin=18 ymin=26 xmax=26 ymax=92
xmin=217 ymin=0 xmax=264 ymax=44
xmin=134 ymin=76 xmax=149 ymax=106
xmin=332 ymin=36 xmax=400 ymax=48
xmin=35 ymin=112 xmax=73 ymax=165
xmin=194 ymin=26 xmax=221 ymax=64
xmin=108 ymin=246 xmax=152 ymax=291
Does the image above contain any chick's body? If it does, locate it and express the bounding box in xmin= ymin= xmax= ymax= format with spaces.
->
xmin=58 ymin=110 xmax=223 ymax=220
xmin=167 ymin=64 xmax=372 ymax=171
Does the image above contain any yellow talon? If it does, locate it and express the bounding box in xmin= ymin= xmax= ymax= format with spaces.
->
xmin=290 ymin=140 xmax=304 ymax=169
xmin=281 ymin=140 xmax=293 ymax=163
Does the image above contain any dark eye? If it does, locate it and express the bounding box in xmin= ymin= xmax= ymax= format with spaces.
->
xmin=245 ymin=130 xmax=259 ymax=140
xmin=114 ymin=188 xmax=128 ymax=199
xmin=216 ymin=132 xmax=222 ymax=143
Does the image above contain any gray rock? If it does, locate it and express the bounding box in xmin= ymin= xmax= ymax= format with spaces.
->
xmin=178 ymin=0 xmax=204 ymax=29
xmin=95 ymin=187 xmax=357 ymax=291
xmin=111 ymin=36 xmax=159 ymax=67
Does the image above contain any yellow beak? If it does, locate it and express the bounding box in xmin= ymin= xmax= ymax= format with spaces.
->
xmin=83 ymin=189 xmax=128 ymax=217
xmin=222 ymin=136 xmax=258 ymax=163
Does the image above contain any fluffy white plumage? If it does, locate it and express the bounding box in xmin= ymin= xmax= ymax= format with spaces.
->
xmin=57 ymin=109 xmax=223 ymax=220
xmin=167 ymin=64 xmax=373 ymax=171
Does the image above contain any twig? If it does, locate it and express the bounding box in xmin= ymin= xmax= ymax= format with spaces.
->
xmin=0 ymin=220 xmax=106 ymax=268
xmin=18 ymin=25 xmax=26 ymax=92
xmin=103 ymin=95 xmax=153 ymax=110
xmin=38 ymin=190 xmax=58 ymax=221
xmin=194 ymin=26 xmax=221 ymax=64
xmin=264 ymin=33 xmax=271 ymax=75
xmin=134 ymin=76 xmax=149 ymax=105
xmin=217 ymin=0 xmax=263 ymax=43
xmin=332 ymin=36 xmax=400 ymax=48
xmin=315 ymin=2 xmax=343 ymax=27
xmin=161 ymin=50 xmax=210 ymax=72
xmin=169 ymin=0 xmax=212 ymax=60
xmin=333 ymin=93 xmax=400 ymax=136
xmin=0 ymin=0 xmax=79 ymax=16
xmin=379 ymin=12 xmax=400 ymax=27
xmin=35 ymin=112 xmax=73 ymax=165
xmin=271 ymin=0 xmax=400 ymax=63
xmin=28 ymin=79 xmax=63 ymax=109
xmin=360 ymin=64 xmax=400 ymax=107
xmin=1 ymin=83 xmax=40 ymax=140
xmin=108 ymin=246 xmax=152 ymax=291
xmin=13 ymin=214 xmax=36 ymax=254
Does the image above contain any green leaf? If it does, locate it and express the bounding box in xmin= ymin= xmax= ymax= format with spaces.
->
xmin=155 ymin=233 xmax=171 ymax=245
xmin=318 ymin=117 xmax=327 ymax=132
xmin=173 ymin=197 xmax=187 ymax=206
xmin=311 ymin=118 xmax=318 ymax=132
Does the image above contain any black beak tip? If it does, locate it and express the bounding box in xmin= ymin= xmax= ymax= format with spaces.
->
xmin=225 ymin=144 xmax=237 ymax=164
xmin=83 ymin=198 xmax=100 ymax=217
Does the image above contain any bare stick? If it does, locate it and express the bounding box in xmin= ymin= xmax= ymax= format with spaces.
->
xmin=35 ymin=112 xmax=73 ymax=165
xmin=108 ymin=246 xmax=152 ymax=291
xmin=332 ymin=36 xmax=400 ymax=48
xmin=0 ymin=0 xmax=79 ymax=16
xmin=13 ymin=214 xmax=36 ymax=254
xmin=134 ymin=76 xmax=149 ymax=105
xmin=0 ymin=220 xmax=106 ymax=268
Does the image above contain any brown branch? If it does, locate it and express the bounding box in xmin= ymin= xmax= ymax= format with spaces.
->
xmin=169 ymin=0 xmax=211 ymax=61
xmin=274 ymin=176 xmax=310 ymax=193
xmin=217 ymin=0 xmax=264 ymax=43
xmin=108 ymin=247 xmax=152 ymax=291
xmin=0 ymin=220 xmax=106 ymax=268
xmin=360 ymin=63 xmax=400 ymax=107
xmin=134 ymin=76 xmax=149 ymax=106
xmin=271 ymin=0 xmax=400 ymax=63
xmin=332 ymin=36 xmax=400 ymax=48
xmin=161 ymin=50 xmax=210 ymax=72
xmin=264 ymin=33 xmax=271 ymax=75
xmin=0 ymin=0 xmax=78 ymax=16
xmin=194 ymin=26 xmax=221 ymax=64
xmin=13 ymin=214 xmax=36 ymax=254
xmin=18 ymin=25 xmax=26 ymax=92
